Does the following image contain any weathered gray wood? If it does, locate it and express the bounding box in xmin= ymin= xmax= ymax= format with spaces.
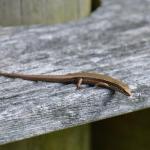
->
xmin=0 ymin=0 xmax=91 ymax=26
xmin=0 ymin=0 xmax=150 ymax=145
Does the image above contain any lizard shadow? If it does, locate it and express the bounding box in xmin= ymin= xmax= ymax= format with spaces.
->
xmin=33 ymin=81 xmax=115 ymax=107
xmin=93 ymin=85 xmax=116 ymax=106
xmin=101 ymin=90 xmax=116 ymax=106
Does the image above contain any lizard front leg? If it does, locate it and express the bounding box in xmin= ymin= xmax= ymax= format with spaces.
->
xmin=76 ymin=78 xmax=83 ymax=89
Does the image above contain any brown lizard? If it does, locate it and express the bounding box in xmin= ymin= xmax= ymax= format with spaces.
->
xmin=0 ymin=71 xmax=132 ymax=96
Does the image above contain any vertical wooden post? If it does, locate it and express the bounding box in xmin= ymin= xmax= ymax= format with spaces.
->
xmin=0 ymin=0 xmax=91 ymax=26
xmin=0 ymin=125 xmax=90 ymax=150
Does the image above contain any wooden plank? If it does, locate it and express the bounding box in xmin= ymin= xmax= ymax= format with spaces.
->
xmin=0 ymin=0 xmax=21 ymax=26
xmin=0 ymin=0 xmax=150 ymax=145
xmin=0 ymin=0 xmax=91 ymax=26
xmin=63 ymin=0 xmax=78 ymax=22
xmin=78 ymin=0 xmax=91 ymax=18
xmin=21 ymin=0 xmax=64 ymax=25
xmin=0 ymin=125 xmax=90 ymax=150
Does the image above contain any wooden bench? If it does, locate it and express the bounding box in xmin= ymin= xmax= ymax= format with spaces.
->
xmin=0 ymin=0 xmax=150 ymax=149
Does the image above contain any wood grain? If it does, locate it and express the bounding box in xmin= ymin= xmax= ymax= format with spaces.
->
xmin=0 ymin=0 xmax=150 ymax=145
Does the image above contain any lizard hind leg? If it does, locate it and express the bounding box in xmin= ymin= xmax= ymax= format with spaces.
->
xmin=76 ymin=78 xmax=83 ymax=89
xmin=96 ymin=82 xmax=116 ymax=94
xmin=96 ymin=82 xmax=115 ymax=95
xmin=96 ymin=82 xmax=111 ymax=89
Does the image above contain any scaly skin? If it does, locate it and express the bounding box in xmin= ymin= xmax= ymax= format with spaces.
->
xmin=0 ymin=71 xmax=132 ymax=96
